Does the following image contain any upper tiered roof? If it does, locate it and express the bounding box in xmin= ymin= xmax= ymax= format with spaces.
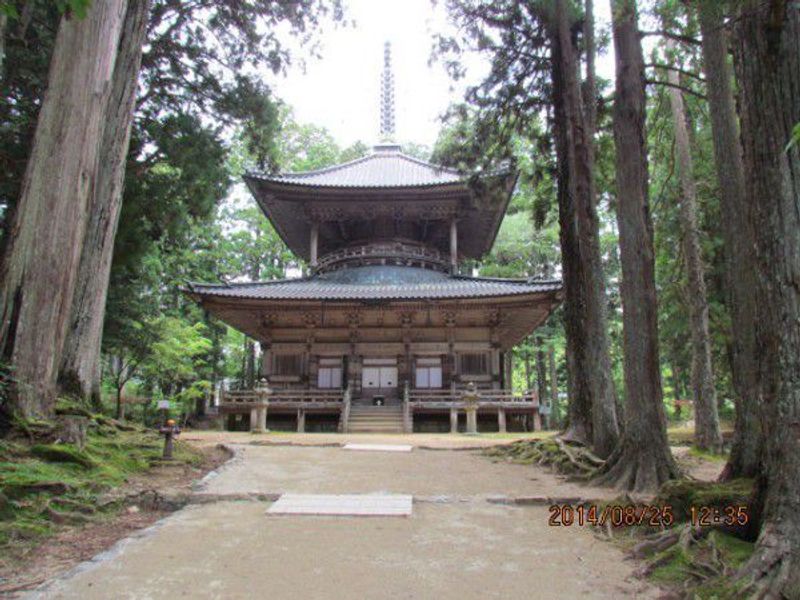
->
xmin=247 ymin=144 xmax=462 ymax=188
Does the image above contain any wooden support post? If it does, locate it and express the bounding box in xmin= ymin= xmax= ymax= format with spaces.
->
xmin=449 ymin=218 xmax=458 ymax=273
xmin=310 ymin=221 xmax=319 ymax=268
xmin=297 ymin=409 xmax=306 ymax=433
xmin=498 ymin=408 xmax=507 ymax=433
xmin=533 ymin=410 xmax=542 ymax=432
xmin=450 ymin=407 xmax=459 ymax=433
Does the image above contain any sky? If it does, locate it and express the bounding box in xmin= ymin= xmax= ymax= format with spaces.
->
xmin=272 ymin=0 xmax=616 ymax=151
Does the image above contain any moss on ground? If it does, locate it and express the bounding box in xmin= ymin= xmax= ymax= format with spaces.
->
xmin=647 ymin=530 xmax=754 ymax=598
xmin=655 ymin=478 xmax=753 ymax=523
xmin=0 ymin=406 xmax=203 ymax=553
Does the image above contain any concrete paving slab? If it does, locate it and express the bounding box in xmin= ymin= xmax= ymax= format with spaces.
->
xmin=342 ymin=443 xmax=412 ymax=452
xmin=266 ymin=493 xmax=412 ymax=516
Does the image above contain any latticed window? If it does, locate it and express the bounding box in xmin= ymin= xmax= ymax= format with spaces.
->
xmin=273 ymin=354 xmax=303 ymax=376
xmin=459 ymin=353 xmax=489 ymax=376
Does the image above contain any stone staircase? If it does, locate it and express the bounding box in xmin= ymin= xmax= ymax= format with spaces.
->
xmin=346 ymin=404 xmax=405 ymax=433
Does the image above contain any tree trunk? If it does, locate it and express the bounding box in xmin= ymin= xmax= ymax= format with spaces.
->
xmin=731 ymin=3 xmax=800 ymax=595
xmin=58 ymin=0 xmax=152 ymax=408
xmin=549 ymin=0 xmax=619 ymax=457
xmin=594 ymin=0 xmax=679 ymax=491
xmin=549 ymin=344 xmax=560 ymax=429
xmin=664 ymin=40 xmax=723 ymax=452
xmin=0 ymin=12 xmax=7 ymax=78
xmin=535 ymin=338 xmax=548 ymax=428
xmin=115 ymin=386 xmax=125 ymax=420
xmin=0 ymin=1 xmax=128 ymax=419
xmin=697 ymin=0 xmax=762 ymax=479
xmin=582 ymin=0 xmax=597 ymax=162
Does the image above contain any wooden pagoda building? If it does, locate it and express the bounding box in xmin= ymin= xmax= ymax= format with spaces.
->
xmin=186 ymin=44 xmax=562 ymax=433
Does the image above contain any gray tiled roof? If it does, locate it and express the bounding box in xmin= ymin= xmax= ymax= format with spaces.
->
xmin=247 ymin=144 xmax=463 ymax=188
xmin=187 ymin=267 xmax=561 ymax=302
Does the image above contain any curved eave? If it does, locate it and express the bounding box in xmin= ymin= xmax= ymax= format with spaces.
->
xmin=244 ymin=170 xmax=519 ymax=262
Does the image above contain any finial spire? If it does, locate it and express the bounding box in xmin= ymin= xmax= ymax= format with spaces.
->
xmin=380 ymin=41 xmax=395 ymax=141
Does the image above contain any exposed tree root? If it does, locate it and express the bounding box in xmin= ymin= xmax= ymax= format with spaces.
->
xmin=483 ymin=437 xmax=603 ymax=478
xmin=591 ymin=438 xmax=681 ymax=493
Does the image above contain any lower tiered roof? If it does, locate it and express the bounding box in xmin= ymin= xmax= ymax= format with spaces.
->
xmin=186 ymin=266 xmax=561 ymax=302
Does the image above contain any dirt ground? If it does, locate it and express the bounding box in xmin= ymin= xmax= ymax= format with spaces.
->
xmin=28 ymin=435 xmax=666 ymax=600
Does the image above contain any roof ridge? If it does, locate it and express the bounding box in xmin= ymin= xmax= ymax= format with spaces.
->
xmin=248 ymin=153 xmax=375 ymax=180
xmin=394 ymin=151 xmax=463 ymax=176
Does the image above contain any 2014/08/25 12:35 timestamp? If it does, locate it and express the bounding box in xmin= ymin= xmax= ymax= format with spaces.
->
xmin=548 ymin=504 xmax=750 ymax=527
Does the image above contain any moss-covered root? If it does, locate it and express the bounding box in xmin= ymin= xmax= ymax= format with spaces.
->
xmin=634 ymin=525 xmax=754 ymax=598
xmin=483 ymin=438 xmax=603 ymax=478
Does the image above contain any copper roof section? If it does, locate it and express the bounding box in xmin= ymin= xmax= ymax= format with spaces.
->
xmin=246 ymin=144 xmax=463 ymax=189
xmin=187 ymin=266 xmax=561 ymax=302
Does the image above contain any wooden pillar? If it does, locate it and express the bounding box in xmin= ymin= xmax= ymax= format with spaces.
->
xmin=310 ymin=222 xmax=319 ymax=268
xmin=449 ymin=218 xmax=458 ymax=273
xmin=450 ymin=407 xmax=459 ymax=433
xmin=498 ymin=408 xmax=507 ymax=433
xmin=297 ymin=408 xmax=306 ymax=433
xmin=533 ymin=410 xmax=542 ymax=432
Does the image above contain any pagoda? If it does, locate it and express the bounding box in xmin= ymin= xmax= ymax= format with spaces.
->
xmin=186 ymin=43 xmax=562 ymax=433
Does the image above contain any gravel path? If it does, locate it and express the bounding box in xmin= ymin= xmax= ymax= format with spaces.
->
xmin=33 ymin=440 xmax=660 ymax=600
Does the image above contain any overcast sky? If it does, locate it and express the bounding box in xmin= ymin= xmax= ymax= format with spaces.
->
xmin=273 ymin=0 xmax=616 ymax=150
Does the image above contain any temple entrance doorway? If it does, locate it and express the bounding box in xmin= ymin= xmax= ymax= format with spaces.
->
xmin=361 ymin=357 xmax=398 ymax=404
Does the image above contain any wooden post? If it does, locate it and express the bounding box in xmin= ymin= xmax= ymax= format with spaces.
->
xmin=297 ymin=408 xmax=306 ymax=433
xmin=498 ymin=408 xmax=507 ymax=433
xmin=310 ymin=222 xmax=319 ymax=268
xmin=450 ymin=407 xmax=459 ymax=433
xmin=533 ymin=410 xmax=542 ymax=432
xmin=449 ymin=218 xmax=458 ymax=273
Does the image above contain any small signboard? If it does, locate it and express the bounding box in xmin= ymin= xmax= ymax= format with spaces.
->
xmin=157 ymin=400 xmax=171 ymax=410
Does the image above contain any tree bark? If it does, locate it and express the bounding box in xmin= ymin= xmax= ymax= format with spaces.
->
xmin=0 ymin=12 xmax=7 ymax=78
xmin=696 ymin=0 xmax=762 ymax=478
xmin=0 ymin=1 xmax=128 ymax=419
xmin=664 ymin=39 xmax=723 ymax=452
xmin=730 ymin=3 xmax=800 ymax=596
xmin=549 ymin=0 xmax=619 ymax=457
xmin=535 ymin=339 xmax=547 ymax=428
xmin=58 ymin=0 xmax=152 ymax=408
xmin=583 ymin=0 xmax=597 ymax=161
xmin=594 ymin=0 xmax=679 ymax=491
xmin=549 ymin=344 xmax=560 ymax=429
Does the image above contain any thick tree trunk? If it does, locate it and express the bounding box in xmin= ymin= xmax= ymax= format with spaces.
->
xmin=582 ymin=0 xmax=597 ymax=163
xmin=59 ymin=0 xmax=151 ymax=408
xmin=731 ymin=3 xmax=800 ymax=596
xmin=594 ymin=0 xmax=679 ymax=491
xmin=549 ymin=344 xmax=560 ymax=429
xmin=0 ymin=2 xmax=128 ymax=419
xmin=549 ymin=0 xmax=619 ymax=457
xmin=697 ymin=1 xmax=762 ymax=479
xmin=664 ymin=41 xmax=723 ymax=452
